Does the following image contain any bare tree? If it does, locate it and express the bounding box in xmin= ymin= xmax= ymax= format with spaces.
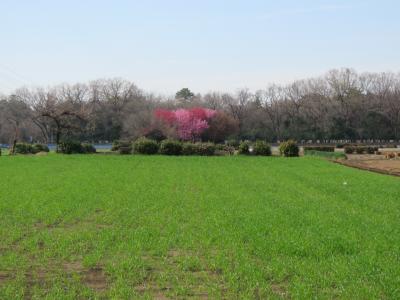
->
xmin=257 ymin=85 xmax=286 ymax=141
xmin=224 ymin=89 xmax=252 ymax=135
xmin=1 ymin=69 xmax=400 ymax=144
xmin=1 ymin=96 xmax=32 ymax=154
xmin=203 ymin=92 xmax=226 ymax=110
xmin=18 ymin=87 xmax=88 ymax=151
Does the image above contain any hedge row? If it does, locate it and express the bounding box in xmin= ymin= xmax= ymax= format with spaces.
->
xmin=113 ymin=138 xmax=239 ymax=156
xmin=123 ymin=138 xmax=299 ymax=157
xmin=7 ymin=142 xmax=98 ymax=155
xmin=227 ymin=140 xmax=297 ymax=157
xmin=58 ymin=141 xmax=96 ymax=154
xmin=131 ymin=138 xmax=220 ymax=156
xmin=12 ymin=143 xmax=50 ymax=155
xmin=304 ymin=150 xmax=346 ymax=160
xmin=237 ymin=140 xmax=272 ymax=156
xmin=131 ymin=139 xmax=273 ymax=156
xmin=344 ymin=146 xmax=379 ymax=154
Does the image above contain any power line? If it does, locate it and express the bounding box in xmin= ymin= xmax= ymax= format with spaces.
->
xmin=0 ymin=78 xmax=16 ymax=92
xmin=0 ymin=62 xmax=36 ymax=86
xmin=0 ymin=70 xmax=27 ymax=87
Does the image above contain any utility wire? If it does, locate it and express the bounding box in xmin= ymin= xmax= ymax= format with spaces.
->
xmin=0 ymin=62 xmax=36 ymax=87
xmin=0 ymin=79 xmax=16 ymax=92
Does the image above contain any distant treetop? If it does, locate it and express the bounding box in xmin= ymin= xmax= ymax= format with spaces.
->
xmin=175 ymin=88 xmax=194 ymax=101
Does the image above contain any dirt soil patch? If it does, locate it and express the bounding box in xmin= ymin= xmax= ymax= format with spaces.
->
xmin=0 ymin=262 xmax=107 ymax=293
xmin=136 ymin=250 xmax=227 ymax=299
xmin=336 ymin=154 xmax=400 ymax=176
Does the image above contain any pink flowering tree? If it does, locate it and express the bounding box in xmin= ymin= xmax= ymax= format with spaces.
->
xmin=154 ymin=107 xmax=216 ymax=141
xmin=154 ymin=109 xmax=176 ymax=125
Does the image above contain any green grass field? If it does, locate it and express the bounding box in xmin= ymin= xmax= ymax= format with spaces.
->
xmin=0 ymin=155 xmax=399 ymax=299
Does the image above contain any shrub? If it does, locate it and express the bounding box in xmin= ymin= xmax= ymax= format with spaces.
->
xmin=119 ymin=146 xmax=132 ymax=155
xmin=194 ymin=142 xmax=216 ymax=156
xmin=366 ymin=146 xmax=379 ymax=154
xmin=279 ymin=140 xmax=299 ymax=157
xmin=112 ymin=140 xmax=131 ymax=152
xmin=159 ymin=139 xmax=182 ymax=155
xmin=144 ymin=128 xmax=166 ymax=142
xmin=181 ymin=142 xmax=216 ymax=156
xmin=345 ymin=145 xmax=379 ymax=155
xmin=304 ymin=150 xmax=346 ymax=160
xmin=344 ymin=146 xmax=355 ymax=154
xmin=58 ymin=141 xmax=84 ymax=154
xmin=214 ymin=144 xmax=225 ymax=151
xmin=336 ymin=143 xmax=346 ymax=149
xmin=253 ymin=141 xmax=271 ymax=156
xmin=225 ymin=146 xmax=235 ymax=155
xmin=82 ymin=143 xmax=96 ymax=154
xmin=58 ymin=141 xmax=96 ymax=154
xmin=303 ymin=146 xmax=335 ymax=152
xmin=182 ymin=143 xmax=197 ymax=155
xmin=226 ymin=139 xmax=240 ymax=149
xmin=133 ymin=137 xmax=159 ymax=155
xmin=355 ymin=147 xmax=365 ymax=154
xmin=215 ymin=145 xmax=235 ymax=156
xmin=238 ymin=141 xmax=251 ymax=155
xmin=111 ymin=140 xmax=123 ymax=151
xmin=32 ymin=144 xmax=49 ymax=154
xmin=15 ymin=143 xmax=34 ymax=154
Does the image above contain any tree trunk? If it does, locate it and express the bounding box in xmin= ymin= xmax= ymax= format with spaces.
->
xmin=55 ymin=121 xmax=61 ymax=152
xmin=55 ymin=129 xmax=61 ymax=152
xmin=9 ymin=125 xmax=19 ymax=155
xmin=9 ymin=138 xmax=17 ymax=155
xmin=33 ymin=119 xmax=49 ymax=144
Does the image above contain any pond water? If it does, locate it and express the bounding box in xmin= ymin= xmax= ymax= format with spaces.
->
xmin=47 ymin=144 xmax=113 ymax=150
xmin=0 ymin=144 xmax=113 ymax=150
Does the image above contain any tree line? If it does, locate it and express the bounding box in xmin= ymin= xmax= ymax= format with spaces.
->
xmin=1 ymin=68 xmax=400 ymax=147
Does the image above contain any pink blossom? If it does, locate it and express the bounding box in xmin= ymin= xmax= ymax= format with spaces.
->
xmin=154 ymin=107 xmax=217 ymax=141
xmin=154 ymin=109 xmax=176 ymax=124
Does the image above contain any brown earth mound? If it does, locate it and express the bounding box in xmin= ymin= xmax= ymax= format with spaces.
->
xmin=336 ymin=154 xmax=400 ymax=176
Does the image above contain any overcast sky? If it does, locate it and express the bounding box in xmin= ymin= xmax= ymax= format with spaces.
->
xmin=0 ymin=0 xmax=399 ymax=95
